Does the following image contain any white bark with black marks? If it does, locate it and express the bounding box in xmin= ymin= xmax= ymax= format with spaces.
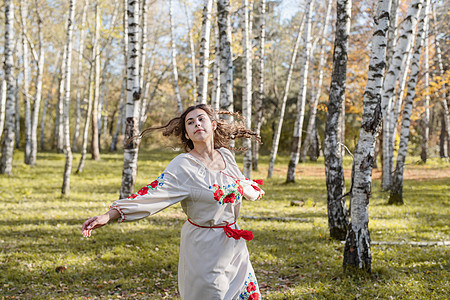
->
xmin=286 ymin=0 xmax=315 ymax=183
xmin=0 ymin=80 xmax=6 ymax=140
xmin=420 ymin=8 xmax=430 ymax=163
xmin=390 ymin=0 xmax=428 ymax=205
xmin=343 ymin=0 xmax=391 ymax=271
xmin=1 ymin=0 xmax=16 ymax=175
xmin=91 ymin=4 xmax=101 ymax=161
xmin=169 ymin=0 xmax=183 ymax=113
xmin=267 ymin=14 xmax=305 ymax=178
xmin=242 ymin=0 xmax=252 ymax=178
xmin=120 ymin=0 xmax=141 ymax=199
xmin=211 ymin=12 xmax=221 ymax=111
xmin=198 ymin=0 xmax=213 ymax=104
xmin=21 ymin=0 xmax=32 ymax=164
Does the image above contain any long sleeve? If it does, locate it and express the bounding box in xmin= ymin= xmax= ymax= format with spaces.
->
xmin=111 ymin=157 xmax=191 ymax=222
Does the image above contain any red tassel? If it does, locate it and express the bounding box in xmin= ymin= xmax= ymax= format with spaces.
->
xmin=224 ymin=225 xmax=253 ymax=241
xmin=253 ymin=179 xmax=263 ymax=185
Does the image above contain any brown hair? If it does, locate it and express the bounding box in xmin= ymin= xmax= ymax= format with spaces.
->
xmin=129 ymin=104 xmax=260 ymax=152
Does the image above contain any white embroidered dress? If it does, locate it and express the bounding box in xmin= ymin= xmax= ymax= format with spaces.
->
xmin=111 ymin=148 xmax=263 ymax=300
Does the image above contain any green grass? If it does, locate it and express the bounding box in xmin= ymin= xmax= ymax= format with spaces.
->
xmin=0 ymin=150 xmax=449 ymax=299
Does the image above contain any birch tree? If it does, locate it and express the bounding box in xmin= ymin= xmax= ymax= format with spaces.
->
xmin=217 ymin=0 xmax=233 ymax=116
xmin=0 ymin=0 xmax=15 ymax=175
xmin=56 ymin=44 xmax=67 ymax=153
xmin=0 ymin=80 xmax=6 ymax=140
xmin=184 ymin=2 xmax=197 ymax=104
xmin=389 ymin=0 xmax=428 ymax=205
xmin=324 ymin=0 xmax=351 ymax=240
xmin=267 ymin=14 xmax=305 ymax=178
xmin=73 ymin=0 xmax=89 ymax=152
xmin=120 ymin=0 xmax=141 ymax=199
xmin=252 ymin=0 xmax=266 ymax=171
xmin=20 ymin=0 xmax=32 ymax=164
xmin=91 ymin=4 xmax=101 ymax=160
xmin=61 ymin=0 xmax=76 ymax=195
xmin=420 ymin=8 xmax=430 ymax=163
xmin=169 ymin=0 xmax=183 ymax=113
xmin=242 ymin=0 xmax=252 ymax=178
xmin=300 ymin=0 xmax=332 ymax=163
xmin=211 ymin=13 xmax=221 ymax=111
xmin=343 ymin=0 xmax=391 ymax=271
xmin=286 ymin=0 xmax=315 ymax=183
xmin=198 ymin=0 xmax=213 ymax=104
xmin=380 ymin=0 xmax=423 ymax=190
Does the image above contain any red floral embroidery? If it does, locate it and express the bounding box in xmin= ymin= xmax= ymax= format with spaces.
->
xmin=248 ymin=293 xmax=259 ymax=300
xmin=237 ymin=181 xmax=244 ymax=196
xmin=128 ymin=193 xmax=138 ymax=199
xmin=223 ymin=193 xmax=236 ymax=203
xmin=149 ymin=180 xmax=159 ymax=188
xmin=251 ymin=184 xmax=261 ymax=192
xmin=138 ymin=186 xmax=149 ymax=195
xmin=247 ymin=282 xmax=256 ymax=293
xmin=214 ymin=189 xmax=224 ymax=201
xmin=253 ymin=179 xmax=263 ymax=185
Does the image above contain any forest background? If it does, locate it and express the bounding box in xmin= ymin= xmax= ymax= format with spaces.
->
xmin=0 ymin=0 xmax=449 ymax=298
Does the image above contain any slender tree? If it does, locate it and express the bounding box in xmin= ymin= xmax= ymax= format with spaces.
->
xmin=286 ymin=0 xmax=315 ymax=183
xmin=61 ymin=0 xmax=76 ymax=195
xmin=343 ymin=0 xmax=391 ymax=271
xmin=169 ymin=0 xmax=183 ymax=113
xmin=56 ymin=43 xmax=67 ymax=153
xmin=267 ymin=14 xmax=305 ymax=178
xmin=252 ymin=0 xmax=266 ymax=171
xmin=324 ymin=0 xmax=351 ymax=240
xmin=0 ymin=80 xmax=6 ymax=140
xmin=184 ymin=2 xmax=198 ymax=104
xmin=91 ymin=4 xmax=101 ymax=160
xmin=211 ymin=11 xmax=221 ymax=111
xmin=389 ymin=0 xmax=428 ymax=205
xmin=420 ymin=6 xmax=430 ymax=163
xmin=1 ymin=0 xmax=16 ymax=175
xmin=198 ymin=0 xmax=213 ymax=104
xmin=242 ymin=0 xmax=252 ymax=178
xmin=120 ymin=0 xmax=141 ymax=199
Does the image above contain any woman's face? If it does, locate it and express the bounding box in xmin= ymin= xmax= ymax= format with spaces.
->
xmin=184 ymin=108 xmax=216 ymax=145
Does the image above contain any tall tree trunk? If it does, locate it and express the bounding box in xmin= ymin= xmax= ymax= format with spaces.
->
xmin=61 ymin=0 xmax=76 ymax=195
xmin=211 ymin=13 xmax=221 ymax=111
xmin=138 ymin=0 xmax=148 ymax=110
xmin=440 ymin=112 xmax=448 ymax=157
xmin=120 ymin=0 xmax=141 ymax=199
xmin=300 ymin=0 xmax=332 ymax=163
xmin=21 ymin=0 xmax=32 ymax=164
xmin=252 ymin=0 xmax=266 ymax=171
xmin=343 ymin=0 xmax=391 ymax=271
xmin=381 ymin=0 xmax=423 ymax=190
xmin=169 ymin=0 xmax=183 ymax=113
xmin=286 ymin=0 xmax=315 ymax=183
xmin=0 ymin=80 xmax=6 ymax=140
xmin=389 ymin=0 xmax=428 ymax=205
xmin=197 ymin=0 xmax=213 ymax=104
xmin=217 ymin=0 xmax=234 ymax=119
xmin=386 ymin=0 xmax=399 ymax=71
xmin=73 ymin=0 xmax=89 ymax=153
xmin=91 ymin=4 xmax=101 ymax=161
xmin=324 ymin=0 xmax=351 ymax=240
xmin=1 ymin=0 xmax=16 ymax=175
xmin=267 ymin=14 xmax=305 ymax=178
xmin=15 ymin=76 xmax=20 ymax=150
xmin=56 ymin=44 xmax=67 ymax=153
xmin=184 ymin=2 xmax=198 ymax=104
xmin=420 ymin=10 xmax=430 ymax=163
xmin=242 ymin=0 xmax=252 ymax=178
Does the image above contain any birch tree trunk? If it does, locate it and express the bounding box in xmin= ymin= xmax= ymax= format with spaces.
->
xmin=169 ymin=0 xmax=183 ymax=113
xmin=389 ymin=0 xmax=428 ymax=205
xmin=138 ymin=0 xmax=147 ymax=109
xmin=91 ymin=4 xmax=101 ymax=161
xmin=343 ymin=0 xmax=391 ymax=271
xmin=0 ymin=0 xmax=15 ymax=175
xmin=73 ymin=0 xmax=89 ymax=153
xmin=120 ymin=0 xmax=141 ymax=199
xmin=286 ymin=0 xmax=315 ymax=183
xmin=184 ymin=2 xmax=198 ymax=104
xmin=300 ymin=0 xmax=332 ymax=163
xmin=252 ymin=0 xmax=266 ymax=171
xmin=61 ymin=0 xmax=76 ymax=195
xmin=211 ymin=14 xmax=221 ymax=111
xmin=420 ymin=10 xmax=430 ymax=163
xmin=217 ymin=0 xmax=234 ymax=118
xmin=380 ymin=0 xmax=423 ymax=190
xmin=324 ymin=0 xmax=351 ymax=240
xmin=267 ymin=14 xmax=305 ymax=178
xmin=386 ymin=0 xmax=399 ymax=70
xmin=197 ymin=0 xmax=213 ymax=104
xmin=0 ymin=80 xmax=6 ymax=139
xmin=57 ymin=42 xmax=67 ymax=153
xmin=242 ymin=0 xmax=252 ymax=178
xmin=20 ymin=0 xmax=32 ymax=164
xmin=15 ymin=75 xmax=19 ymax=150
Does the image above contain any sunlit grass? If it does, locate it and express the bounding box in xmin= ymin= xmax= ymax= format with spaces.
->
xmin=0 ymin=150 xmax=448 ymax=299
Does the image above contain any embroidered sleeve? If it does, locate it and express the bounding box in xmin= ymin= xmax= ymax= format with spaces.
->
xmin=110 ymin=158 xmax=190 ymax=222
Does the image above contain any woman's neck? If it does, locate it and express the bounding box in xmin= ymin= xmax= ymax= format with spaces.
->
xmin=191 ymin=142 xmax=215 ymax=159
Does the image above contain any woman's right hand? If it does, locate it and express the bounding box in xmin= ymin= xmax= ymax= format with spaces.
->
xmin=82 ymin=214 xmax=110 ymax=237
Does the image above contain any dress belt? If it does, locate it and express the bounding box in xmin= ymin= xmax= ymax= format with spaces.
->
xmin=187 ymin=219 xmax=253 ymax=241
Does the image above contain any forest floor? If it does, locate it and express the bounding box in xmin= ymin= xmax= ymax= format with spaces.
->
xmin=0 ymin=150 xmax=449 ymax=299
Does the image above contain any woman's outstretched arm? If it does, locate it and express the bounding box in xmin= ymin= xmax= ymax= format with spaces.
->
xmin=82 ymin=209 xmax=120 ymax=237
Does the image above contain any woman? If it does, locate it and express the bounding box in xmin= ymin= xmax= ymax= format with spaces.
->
xmin=82 ymin=104 xmax=264 ymax=300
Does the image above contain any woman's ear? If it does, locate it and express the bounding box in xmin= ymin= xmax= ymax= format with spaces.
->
xmin=185 ymin=133 xmax=190 ymax=140
xmin=212 ymin=120 xmax=217 ymax=131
